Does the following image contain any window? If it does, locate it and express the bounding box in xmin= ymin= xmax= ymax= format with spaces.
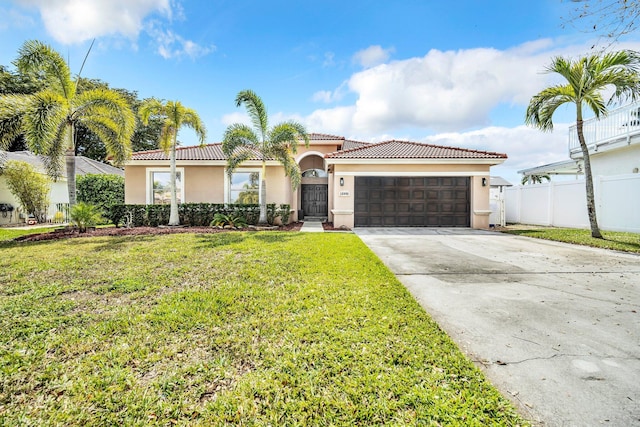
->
xmin=229 ymin=171 xmax=259 ymax=204
xmin=149 ymin=170 xmax=183 ymax=204
xmin=302 ymin=168 xmax=327 ymax=178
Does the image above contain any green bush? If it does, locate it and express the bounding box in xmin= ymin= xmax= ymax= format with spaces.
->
xmin=278 ymin=204 xmax=291 ymax=224
xmin=1 ymin=160 xmax=50 ymax=223
xmin=70 ymin=202 xmax=103 ymax=232
xmin=105 ymin=203 xmax=262 ymax=227
xmin=76 ymin=174 xmax=124 ymax=212
xmin=211 ymin=212 xmax=248 ymax=229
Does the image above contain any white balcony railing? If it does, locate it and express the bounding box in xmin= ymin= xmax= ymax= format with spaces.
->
xmin=568 ymin=100 xmax=640 ymax=156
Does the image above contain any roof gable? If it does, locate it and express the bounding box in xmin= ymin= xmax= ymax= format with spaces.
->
xmin=129 ymin=134 xmax=507 ymax=162
xmin=325 ymin=139 xmax=507 ymax=160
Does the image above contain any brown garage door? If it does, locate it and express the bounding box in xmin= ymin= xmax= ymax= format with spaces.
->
xmin=354 ymin=176 xmax=470 ymax=227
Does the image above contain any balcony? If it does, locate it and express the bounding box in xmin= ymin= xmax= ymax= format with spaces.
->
xmin=568 ymin=101 xmax=640 ymax=158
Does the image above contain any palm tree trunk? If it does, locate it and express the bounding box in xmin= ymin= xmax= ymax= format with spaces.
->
xmin=576 ymin=119 xmax=603 ymax=239
xmin=259 ymin=160 xmax=267 ymax=224
xmin=66 ymin=124 xmax=76 ymax=208
xmin=168 ymin=138 xmax=180 ymax=226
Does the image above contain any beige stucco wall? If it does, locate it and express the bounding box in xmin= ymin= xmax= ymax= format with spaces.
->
xmin=125 ymin=165 xmax=225 ymax=204
xmin=329 ymin=162 xmax=493 ymax=229
xmin=185 ymin=166 xmax=225 ymax=203
xmin=124 ymin=166 xmax=147 ymax=204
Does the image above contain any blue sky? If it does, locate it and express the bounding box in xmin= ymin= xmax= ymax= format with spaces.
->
xmin=2 ymin=0 xmax=640 ymax=184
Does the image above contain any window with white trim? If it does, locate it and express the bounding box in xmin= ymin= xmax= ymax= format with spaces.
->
xmin=148 ymin=169 xmax=183 ymax=204
xmin=229 ymin=171 xmax=260 ymax=204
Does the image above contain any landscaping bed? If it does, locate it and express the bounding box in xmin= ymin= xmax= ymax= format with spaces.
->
xmin=11 ymin=222 xmax=303 ymax=242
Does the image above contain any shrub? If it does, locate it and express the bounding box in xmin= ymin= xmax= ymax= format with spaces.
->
xmin=1 ymin=160 xmax=50 ymax=223
xmin=105 ymin=203 xmax=263 ymax=227
xmin=211 ymin=212 xmax=248 ymax=229
xmin=278 ymin=204 xmax=291 ymax=224
xmin=70 ymin=202 xmax=103 ymax=232
xmin=76 ymin=174 xmax=124 ymax=212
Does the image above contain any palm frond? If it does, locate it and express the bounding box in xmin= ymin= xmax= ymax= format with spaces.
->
xmin=16 ymin=40 xmax=75 ymax=101
xmin=525 ymin=85 xmax=576 ymax=131
xmin=22 ymin=90 xmax=68 ymax=154
xmin=0 ymin=94 xmax=30 ymax=150
xmin=222 ymin=123 xmax=259 ymax=157
xmin=82 ymin=115 xmax=132 ymax=165
xmin=74 ymin=88 xmax=136 ymax=142
xmin=40 ymin=125 xmax=68 ymax=179
xmin=235 ymin=90 xmax=268 ymax=140
xmin=180 ymin=107 xmax=207 ymax=145
xmin=138 ymin=98 xmax=165 ymax=125
xmin=269 ymin=121 xmax=309 ymax=154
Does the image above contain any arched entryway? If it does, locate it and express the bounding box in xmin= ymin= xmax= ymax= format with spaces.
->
xmin=299 ymin=154 xmax=328 ymax=218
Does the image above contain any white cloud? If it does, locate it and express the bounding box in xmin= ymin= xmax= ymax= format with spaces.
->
xmin=311 ymin=81 xmax=347 ymax=104
xmin=11 ymin=0 xmax=214 ymax=60
xmin=305 ymin=38 xmax=640 ymax=137
xmin=14 ymin=0 xmax=171 ymax=43
xmin=422 ymin=124 xmax=570 ymax=172
xmin=323 ymin=52 xmax=335 ymax=67
xmin=221 ymin=112 xmax=251 ymax=127
xmin=146 ymin=21 xmax=215 ymax=59
xmin=353 ymin=45 xmax=395 ymax=68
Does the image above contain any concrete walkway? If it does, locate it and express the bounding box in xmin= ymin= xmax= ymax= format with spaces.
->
xmin=356 ymin=228 xmax=640 ymax=427
xmin=299 ymin=220 xmax=324 ymax=232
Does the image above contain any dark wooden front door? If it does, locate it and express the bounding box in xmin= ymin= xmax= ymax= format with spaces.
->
xmin=354 ymin=177 xmax=470 ymax=227
xmin=302 ymin=184 xmax=328 ymax=217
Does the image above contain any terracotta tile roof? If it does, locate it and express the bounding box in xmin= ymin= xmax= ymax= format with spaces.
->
xmin=131 ymin=144 xmax=228 ymax=161
xmin=325 ymin=139 xmax=507 ymax=160
xmin=308 ymin=132 xmax=345 ymax=141
xmin=342 ymin=139 xmax=369 ymax=151
xmin=129 ymin=136 xmax=507 ymax=162
xmin=131 ymin=133 xmax=343 ymax=161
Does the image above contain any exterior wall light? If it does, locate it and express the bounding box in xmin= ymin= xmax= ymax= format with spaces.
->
xmin=340 ymin=177 xmax=344 ymax=186
xmin=482 ymin=177 xmax=487 ymax=186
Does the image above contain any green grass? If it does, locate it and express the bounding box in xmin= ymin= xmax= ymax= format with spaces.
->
xmin=0 ymin=226 xmax=55 ymax=242
xmin=0 ymin=232 xmax=528 ymax=426
xmin=503 ymin=227 xmax=640 ymax=253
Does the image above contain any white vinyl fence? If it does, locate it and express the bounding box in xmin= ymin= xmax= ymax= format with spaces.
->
xmin=505 ymin=174 xmax=640 ymax=233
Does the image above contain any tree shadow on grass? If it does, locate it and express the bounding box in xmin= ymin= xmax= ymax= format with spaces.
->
xmin=195 ymin=232 xmax=249 ymax=248
xmin=195 ymin=231 xmax=307 ymax=248
xmin=252 ymin=232 xmax=306 ymax=244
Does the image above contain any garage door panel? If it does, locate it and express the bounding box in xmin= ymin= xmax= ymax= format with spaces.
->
xmin=397 ymin=203 xmax=411 ymax=213
xmin=354 ymin=176 xmax=470 ymax=227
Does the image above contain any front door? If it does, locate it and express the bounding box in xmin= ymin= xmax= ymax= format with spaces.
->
xmin=301 ymin=184 xmax=328 ymax=217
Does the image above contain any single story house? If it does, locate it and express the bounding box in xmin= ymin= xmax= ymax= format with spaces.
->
xmin=0 ymin=150 xmax=124 ymax=225
xmin=124 ymin=133 xmax=507 ymax=229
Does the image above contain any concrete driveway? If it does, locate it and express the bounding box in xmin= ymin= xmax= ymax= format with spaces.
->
xmin=355 ymin=228 xmax=640 ymax=427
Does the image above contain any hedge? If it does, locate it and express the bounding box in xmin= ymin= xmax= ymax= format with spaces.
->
xmin=105 ymin=203 xmax=291 ymax=227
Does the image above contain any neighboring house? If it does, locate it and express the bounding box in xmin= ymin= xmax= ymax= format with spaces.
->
xmin=124 ymin=133 xmax=507 ymax=229
xmin=508 ymin=101 xmax=640 ymax=232
xmin=0 ymin=150 xmax=124 ymax=226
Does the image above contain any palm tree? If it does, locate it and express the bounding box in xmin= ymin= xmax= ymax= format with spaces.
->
xmin=521 ymin=174 xmax=551 ymax=185
xmin=525 ymin=50 xmax=640 ymax=238
xmin=222 ymin=90 xmax=309 ymax=224
xmin=139 ymin=99 xmax=206 ymax=226
xmin=0 ymin=40 xmax=135 ymax=206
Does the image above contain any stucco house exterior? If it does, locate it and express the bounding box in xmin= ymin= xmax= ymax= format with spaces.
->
xmin=124 ymin=133 xmax=507 ymax=229
xmin=0 ymin=150 xmax=124 ymax=226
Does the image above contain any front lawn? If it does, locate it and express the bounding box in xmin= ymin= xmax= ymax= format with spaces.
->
xmin=503 ymin=227 xmax=640 ymax=253
xmin=0 ymin=226 xmax=55 ymax=242
xmin=0 ymin=232 xmax=528 ymax=426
